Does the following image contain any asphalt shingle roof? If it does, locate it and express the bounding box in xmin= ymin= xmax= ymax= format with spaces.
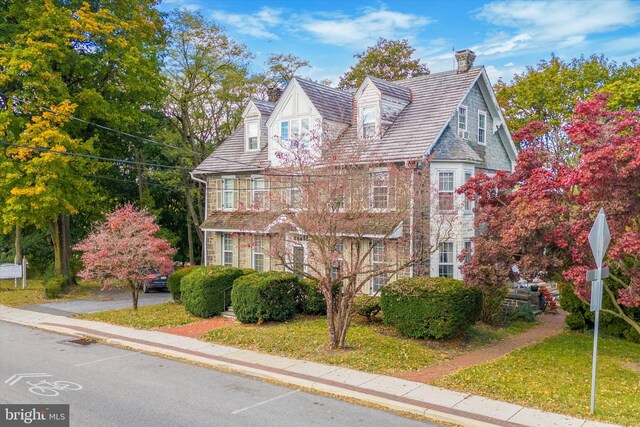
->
xmin=295 ymin=78 xmax=353 ymax=124
xmin=367 ymin=76 xmax=411 ymax=102
xmin=193 ymin=67 xmax=484 ymax=174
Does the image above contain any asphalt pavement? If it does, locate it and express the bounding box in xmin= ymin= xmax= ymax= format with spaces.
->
xmin=22 ymin=291 xmax=171 ymax=316
xmin=0 ymin=321 xmax=437 ymax=427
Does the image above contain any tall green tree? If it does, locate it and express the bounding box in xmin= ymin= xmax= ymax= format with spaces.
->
xmin=338 ymin=38 xmax=429 ymax=89
xmin=163 ymin=10 xmax=260 ymax=263
xmin=495 ymin=54 xmax=638 ymax=156
xmin=0 ymin=0 xmax=167 ymax=284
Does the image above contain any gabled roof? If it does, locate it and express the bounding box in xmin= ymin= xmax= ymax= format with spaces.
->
xmin=350 ymin=67 xmax=483 ymax=162
xmin=366 ymin=76 xmax=411 ymax=102
xmin=295 ymin=78 xmax=353 ymax=124
xmin=251 ymin=98 xmax=275 ymax=115
xmin=192 ymin=117 xmax=270 ymax=174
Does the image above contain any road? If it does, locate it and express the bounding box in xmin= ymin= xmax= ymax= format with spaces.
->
xmin=0 ymin=322 xmax=437 ymax=427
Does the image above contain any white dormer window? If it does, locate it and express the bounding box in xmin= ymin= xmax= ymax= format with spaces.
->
xmin=280 ymin=118 xmax=311 ymax=148
xmin=362 ymin=106 xmax=376 ymax=138
xmin=246 ymin=121 xmax=259 ymax=150
xmin=478 ymin=111 xmax=487 ymax=145
xmin=458 ymin=106 xmax=469 ymax=140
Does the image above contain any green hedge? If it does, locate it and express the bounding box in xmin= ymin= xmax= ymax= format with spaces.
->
xmin=352 ymin=296 xmax=381 ymax=320
xmin=44 ymin=275 xmax=66 ymax=299
xmin=231 ymin=272 xmax=299 ymax=323
xmin=381 ymin=277 xmax=482 ymax=339
xmin=559 ymin=281 xmax=640 ymax=343
xmin=167 ymin=266 xmax=200 ymax=303
xmin=297 ymin=279 xmax=327 ymax=315
xmin=181 ymin=266 xmax=243 ymax=318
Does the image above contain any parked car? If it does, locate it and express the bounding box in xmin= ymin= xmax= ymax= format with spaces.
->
xmin=142 ymin=270 xmax=171 ymax=293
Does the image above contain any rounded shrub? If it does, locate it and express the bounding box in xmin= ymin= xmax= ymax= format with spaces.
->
xmin=381 ymin=277 xmax=482 ymax=339
xmin=167 ymin=266 xmax=200 ymax=303
xmin=181 ymin=266 xmax=243 ymax=318
xmin=297 ymin=279 xmax=327 ymax=315
xmin=352 ymin=296 xmax=381 ymax=320
xmin=231 ymin=271 xmax=299 ymax=323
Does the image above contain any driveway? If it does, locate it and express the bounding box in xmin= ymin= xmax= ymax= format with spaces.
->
xmin=21 ymin=290 xmax=171 ymax=316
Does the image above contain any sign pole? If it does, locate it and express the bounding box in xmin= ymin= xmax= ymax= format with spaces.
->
xmin=590 ymin=297 xmax=599 ymax=414
xmin=586 ymin=208 xmax=610 ymax=415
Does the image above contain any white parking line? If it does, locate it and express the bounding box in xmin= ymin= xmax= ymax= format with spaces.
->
xmin=231 ymin=390 xmax=300 ymax=414
xmin=74 ymin=352 xmax=138 ymax=367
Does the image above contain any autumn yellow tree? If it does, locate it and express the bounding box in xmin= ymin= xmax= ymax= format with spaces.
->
xmin=0 ymin=101 xmax=101 ymax=280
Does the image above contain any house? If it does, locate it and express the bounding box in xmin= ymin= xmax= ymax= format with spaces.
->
xmin=191 ymin=49 xmax=517 ymax=293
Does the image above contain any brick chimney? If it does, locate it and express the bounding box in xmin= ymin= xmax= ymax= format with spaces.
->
xmin=455 ymin=49 xmax=476 ymax=73
xmin=267 ymin=86 xmax=283 ymax=103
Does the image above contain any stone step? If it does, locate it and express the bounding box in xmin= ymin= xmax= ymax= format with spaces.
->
xmin=221 ymin=306 xmax=235 ymax=318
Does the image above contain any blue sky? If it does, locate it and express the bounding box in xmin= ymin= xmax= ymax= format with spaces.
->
xmin=159 ymin=0 xmax=640 ymax=85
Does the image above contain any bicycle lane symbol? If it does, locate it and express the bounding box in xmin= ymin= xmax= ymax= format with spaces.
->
xmin=5 ymin=373 xmax=83 ymax=397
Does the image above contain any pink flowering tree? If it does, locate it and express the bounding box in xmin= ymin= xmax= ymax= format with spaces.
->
xmin=74 ymin=204 xmax=175 ymax=309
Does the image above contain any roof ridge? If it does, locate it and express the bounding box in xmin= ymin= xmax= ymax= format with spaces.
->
xmin=293 ymin=77 xmax=352 ymax=97
xmin=394 ymin=66 xmax=483 ymax=83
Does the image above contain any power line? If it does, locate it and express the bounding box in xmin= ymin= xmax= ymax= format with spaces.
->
xmin=1 ymin=92 xmax=261 ymax=170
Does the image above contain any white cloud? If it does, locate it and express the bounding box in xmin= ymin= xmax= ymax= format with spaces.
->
xmin=474 ymin=0 xmax=640 ymax=56
xmin=300 ymin=8 xmax=432 ymax=48
xmin=484 ymin=63 xmax=524 ymax=84
xmin=211 ymin=7 xmax=284 ymax=39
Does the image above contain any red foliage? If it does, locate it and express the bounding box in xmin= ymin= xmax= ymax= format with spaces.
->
xmin=460 ymin=93 xmax=640 ymax=311
xmin=74 ymin=204 xmax=175 ymax=297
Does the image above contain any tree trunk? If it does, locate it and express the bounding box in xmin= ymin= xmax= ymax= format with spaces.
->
xmin=62 ymin=214 xmax=76 ymax=287
xmin=130 ymin=280 xmax=139 ymax=310
xmin=187 ymin=213 xmax=195 ymax=265
xmin=49 ymin=216 xmax=71 ymax=288
xmin=14 ymin=226 xmax=22 ymax=264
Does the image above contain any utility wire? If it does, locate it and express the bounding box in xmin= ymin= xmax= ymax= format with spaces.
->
xmin=0 ymin=92 xmax=260 ymax=170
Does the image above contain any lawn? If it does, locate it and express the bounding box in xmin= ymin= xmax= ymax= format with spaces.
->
xmin=203 ymin=316 xmax=536 ymax=376
xmin=0 ymin=279 xmax=102 ymax=307
xmin=435 ymin=332 xmax=640 ymax=426
xmin=76 ymin=302 xmax=200 ymax=329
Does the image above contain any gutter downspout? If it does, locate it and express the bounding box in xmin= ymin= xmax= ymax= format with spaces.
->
xmin=409 ymin=169 xmax=415 ymax=278
xmin=190 ymin=172 xmax=208 ymax=266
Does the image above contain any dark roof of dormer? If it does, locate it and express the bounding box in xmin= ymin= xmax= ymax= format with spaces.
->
xmin=366 ymin=76 xmax=411 ymax=102
xmin=294 ymin=78 xmax=352 ymax=124
xmin=251 ymin=98 xmax=276 ymax=116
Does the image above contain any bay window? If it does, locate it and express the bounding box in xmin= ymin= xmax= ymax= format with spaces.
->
xmin=438 ymin=171 xmax=454 ymax=211
xmin=438 ymin=242 xmax=454 ymax=278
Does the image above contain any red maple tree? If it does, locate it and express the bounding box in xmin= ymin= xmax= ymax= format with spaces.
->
xmin=460 ymin=94 xmax=639 ymax=335
xmin=74 ymin=204 xmax=175 ymax=309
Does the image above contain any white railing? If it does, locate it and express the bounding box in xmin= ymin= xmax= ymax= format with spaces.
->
xmin=0 ymin=258 xmax=27 ymax=289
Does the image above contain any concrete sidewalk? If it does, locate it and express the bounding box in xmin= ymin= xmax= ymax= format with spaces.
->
xmin=0 ymin=305 xmax=617 ymax=427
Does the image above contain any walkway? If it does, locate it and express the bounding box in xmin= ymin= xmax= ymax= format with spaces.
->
xmin=158 ymin=316 xmax=236 ymax=338
xmin=0 ymin=305 xmax=613 ymax=427
xmin=401 ymin=311 xmax=567 ymax=384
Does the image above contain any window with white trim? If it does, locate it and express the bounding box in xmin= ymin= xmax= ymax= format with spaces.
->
xmin=252 ymin=235 xmax=265 ymax=272
xmin=222 ymin=234 xmax=233 ymax=266
xmin=458 ymin=106 xmax=468 ymax=139
xmin=280 ymin=121 xmax=289 ymax=142
xmin=371 ymin=242 xmax=387 ymax=292
xmin=280 ymin=118 xmax=311 ymax=148
xmin=251 ymin=177 xmax=266 ymax=210
xmin=464 ymin=240 xmax=473 ymax=264
xmin=246 ymin=121 xmax=259 ymax=150
xmin=478 ymin=111 xmax=487 ymax=145
xmin=438 ymin=242 xmax=454 ymax=278
xmin=222 ymin=178 xmax=234 ymax=210
xmin=464 ymin=170 xmax=473 ymax=213
xmin=287 ymin=178 xmax=301 ymax=209
xmin=362 ymin=106 xmax=376 ymax=138
xmin=293 ymin=244 xmax=305 ymax=275
xmin=331 ymin=241 xmax=344 ymax=281
xmin=438 ymin=171 xmax=454 ymax=211
xmin=371 ymin=170 xmax=388 ymax=209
